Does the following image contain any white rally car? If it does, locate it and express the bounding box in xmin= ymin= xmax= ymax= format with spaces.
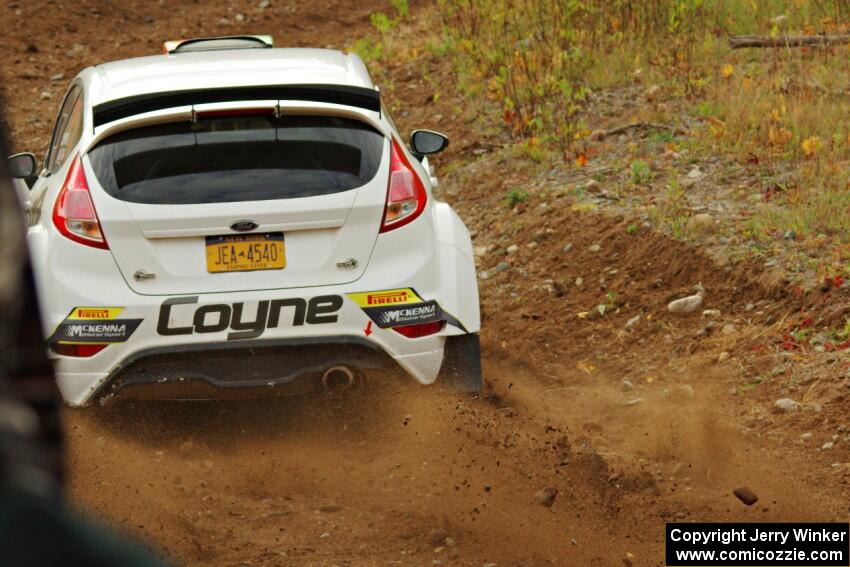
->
xmin=8 ymin=36 xmax=481 ymax=406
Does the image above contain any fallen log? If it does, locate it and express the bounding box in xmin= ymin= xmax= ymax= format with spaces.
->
xmin=729 ymin=34 xmax=850 ymax=49
xmin=591 ymin=121 xmax=686 ymax=141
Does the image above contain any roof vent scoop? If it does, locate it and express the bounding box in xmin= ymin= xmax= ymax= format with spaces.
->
xmin=163 ymin=35 xmax=274 ymax=54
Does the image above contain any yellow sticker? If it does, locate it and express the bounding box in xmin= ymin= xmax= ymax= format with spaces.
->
xmin=68 ymin=307 xmax=123 ymax=320
xmin=347 ymin=288 xmax=424 ymax=309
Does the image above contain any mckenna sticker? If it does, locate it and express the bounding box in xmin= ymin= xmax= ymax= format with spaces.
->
xmin=375 ymin=300 xmax=441 ymax=327
xmin=48 ymin=307 xmax=142 ymax=345
xmin=347 ymin=289 xmax=467 ymax=331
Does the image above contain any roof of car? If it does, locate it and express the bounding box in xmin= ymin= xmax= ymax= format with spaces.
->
xmin=86 ymin=48 xmax=374 ymax=106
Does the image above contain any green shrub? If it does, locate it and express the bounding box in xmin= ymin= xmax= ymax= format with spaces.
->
xmin=504 ymin=189 xmax=530 ymax=208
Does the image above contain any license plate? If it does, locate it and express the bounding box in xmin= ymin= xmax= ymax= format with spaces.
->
xmin=205 ymin=233 xmax=285 ymax=273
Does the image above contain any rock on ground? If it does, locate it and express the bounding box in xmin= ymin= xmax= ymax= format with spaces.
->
xmin=534 ymin=487 xmax=558 ymax=507
xmin=645 ymin=84 xmax=661 ymax=101
xmin=733 ymin=486 xmax=759 ymax=506
xmin=686 ymin=213 xmax=714 ymax=234
xmin=668 ymin=294 xmax=703 ymax=314
xmin=774 ymin=398 xmax=800 ymax=412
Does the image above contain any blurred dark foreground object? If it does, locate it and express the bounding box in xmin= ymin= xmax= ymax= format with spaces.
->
xmin=0 ymin=486 xmax=169 ymax=567
xmin=0 ymin=108 xmax=171 ymax=566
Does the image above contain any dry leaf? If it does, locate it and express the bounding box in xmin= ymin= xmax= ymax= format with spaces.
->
xmin=768 ymin=126 xmax=792 ymax=146
xmin=801 ymin=136 xmax=822 ymax=158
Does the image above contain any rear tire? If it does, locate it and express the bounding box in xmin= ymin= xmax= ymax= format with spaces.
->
xmin=439 ymin=333 xmax=482 ymax=393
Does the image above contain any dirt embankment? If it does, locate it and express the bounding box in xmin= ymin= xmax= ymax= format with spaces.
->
xmin=2 ymin=1 xmax=849 ymax=566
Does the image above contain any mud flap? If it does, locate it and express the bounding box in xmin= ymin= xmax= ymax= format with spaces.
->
xmin=438 ymin=333 xmax=482 ymax=393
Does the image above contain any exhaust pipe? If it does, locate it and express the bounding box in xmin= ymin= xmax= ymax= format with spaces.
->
xmin=322 ymin=365 xmax=355 ymax=392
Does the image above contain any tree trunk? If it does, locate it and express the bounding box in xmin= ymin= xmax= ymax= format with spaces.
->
xmin=729 ymin=34 xmax=850 ymax=49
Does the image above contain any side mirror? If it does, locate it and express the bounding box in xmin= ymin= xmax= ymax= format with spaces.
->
xmin=410 ymin=130 xmax=449 ymax=157
xmin=8 ymin=153 xmax=37 ymax=179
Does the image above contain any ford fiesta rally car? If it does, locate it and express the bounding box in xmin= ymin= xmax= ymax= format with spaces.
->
xmin=8 ymin=35 xmax=481 ymax=406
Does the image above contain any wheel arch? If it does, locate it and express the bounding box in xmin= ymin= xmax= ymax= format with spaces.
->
xmin=432 ymin=201 xmax=480 ymax=335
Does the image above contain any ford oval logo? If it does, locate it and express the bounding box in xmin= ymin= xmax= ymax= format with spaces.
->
xmin=230 ymin=220 xmax=259 ymax=232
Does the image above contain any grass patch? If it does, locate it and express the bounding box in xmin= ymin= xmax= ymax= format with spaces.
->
xmin=504 ymin=189 xmax=530 ymax=208
xmin=630 ymin=159 xmax=653 ymax=185
xmin=352 ymin=0 xmax=850 ymax=260
xmin=649 ymin=180 xmax=689 ymax=239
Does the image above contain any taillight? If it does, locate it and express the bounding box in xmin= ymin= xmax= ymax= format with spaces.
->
xmin=379 ymin=139 xmax=428 ymax=233
xmin=52 ymin=155 xmax=109 ymax=250
xmin=50 ymin=344 xmax=107 ymax=357
xmin=393 ymin=321 xmax=444 ymax=338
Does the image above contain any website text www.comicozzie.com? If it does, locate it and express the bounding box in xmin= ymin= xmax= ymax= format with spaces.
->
xmin=673 ymin=548 xmax=843 ymax=563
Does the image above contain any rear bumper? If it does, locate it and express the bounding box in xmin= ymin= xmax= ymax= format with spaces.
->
xmin=93 ymin=336 xmax=398 ymax=402
xmin=47 ymin=285 xmax=451 ymax=406
xmin=54 ymin=334 xmax=446 ymax=408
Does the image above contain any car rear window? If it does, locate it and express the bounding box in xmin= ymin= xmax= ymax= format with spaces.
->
xmin=87 ymin=114 xmax=385 ymax=204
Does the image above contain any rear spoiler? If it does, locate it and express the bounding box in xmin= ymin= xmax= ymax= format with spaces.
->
xmin=92 ymin=84 xmax=381 ymax=128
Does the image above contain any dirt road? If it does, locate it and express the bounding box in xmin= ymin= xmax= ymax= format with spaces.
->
xmin=2 ymin=1 xmax=848 ymax=565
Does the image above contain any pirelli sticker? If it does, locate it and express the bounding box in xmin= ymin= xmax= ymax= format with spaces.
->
xmin=347 ymin=288 xmax=466 ymax=331
xmin=48 ymin=307 xmax=143 ymax=345
xmin=347 ymin=288 xmax=425 ymax=308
